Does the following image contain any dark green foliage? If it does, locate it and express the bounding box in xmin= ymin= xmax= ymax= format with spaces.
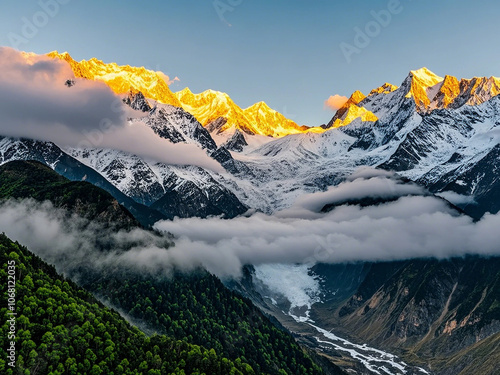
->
xmin=83 ymin=270 xmax=324 ymax=375
xmin=0 ymin=233 xmax=254 ymax=375
xmin=0 ymin=160 xmax=138 ymax=229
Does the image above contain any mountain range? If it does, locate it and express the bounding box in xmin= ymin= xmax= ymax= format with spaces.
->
xmin=1 ymin=50 xmax=499 ymax=375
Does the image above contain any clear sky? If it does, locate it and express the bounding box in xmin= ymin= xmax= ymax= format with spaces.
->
xmin=1 ymin=0 xmax=499 ymax=126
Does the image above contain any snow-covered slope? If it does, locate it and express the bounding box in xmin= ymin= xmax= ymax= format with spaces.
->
xmin=109 ymin=67 xmax=500 ymax=216
xmin=227 ymin=68 xmax=500 ymax=216
xmin=0 ymin=137 xmax=166 ymax=227
xmin=68 ymin=147 xmax=247 ymax=218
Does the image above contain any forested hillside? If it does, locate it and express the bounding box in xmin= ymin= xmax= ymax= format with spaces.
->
xmin=83 ymin=270 xmax=327 ymax=375
xmin=0 ymin=234 xmax=255 ymax=375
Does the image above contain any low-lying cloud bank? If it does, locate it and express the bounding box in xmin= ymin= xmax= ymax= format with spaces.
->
xmin=0 ymin=47 xmax=222 ymax=172
xmin=0 ymin=199 xmax=177 ymax=276
xmin=0 ymin=170 xmax=497 ymax=279
xmin=155 ymin=171 xmax=498 ymax=277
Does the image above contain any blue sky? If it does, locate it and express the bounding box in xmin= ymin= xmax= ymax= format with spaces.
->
xmin=1 ymin=0 xmax=499 ymax=125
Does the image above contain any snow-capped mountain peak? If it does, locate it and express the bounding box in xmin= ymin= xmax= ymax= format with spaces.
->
xmin=174 ymin=87 xmax=308 ymax=137
xmin=368 ymin=82 xmax=398 ymax=96
xmin=405 ymin=67 xmax=444 ymax=110
xmin=47 ymin=51 xmax=182 ymax=107
xmin=409 ymin=67 xmax=444 ymax=87
xmin=325 ymin=90 xmax=377 ymax=129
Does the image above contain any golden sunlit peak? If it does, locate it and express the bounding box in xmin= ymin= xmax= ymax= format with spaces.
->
xmin=47 ymin=51 xmax=181 ymax=107
xmin=349 ymin=90 xmax=366 ymax=103
xmin=324 ymin=90 xmax=378 ymax=130
xmin=410 ymin=67 xmax=443 ymax=86
xmin=245 ymin=101 xmax=272 ymax=111
xmin=328 ymin=105 xmax=378 ymax=129
xmin=48 ymin=50 xmax=70 ymax=58
xmin=174 ymin=87 xmax=306 ymax=137
xmin=47 ymin=50 xmax=75 ymax=64
xmin=405 ymin=67 xmax=444 ymax=109
xmin=369 ymin=83 xmax=398 ymax=95
xmin=410 ymin=67 xmax=440 ymax=78
xmin=178 ymin=87 xmax=194 ymax=95
xmin=175 ymin=87 xmax=195 ymax=100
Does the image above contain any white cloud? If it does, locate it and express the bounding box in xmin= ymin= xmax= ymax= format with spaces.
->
xmin=0 ymin=170 xmax=493 ymax=281
xmin=152 ymin=172 xmax=495 ymax=278
xmin=436 ymin=191 xmax=476 ymax=206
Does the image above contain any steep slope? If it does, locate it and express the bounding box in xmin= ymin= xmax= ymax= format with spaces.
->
xmin=223 ymin=129 xmax=248 ymax=152
xmin=430 ymin=75 xmax=500 ymax=110
xmin=48 ymin=51 xmax=182 ymax=107
xmin=121 ymin=90 xmax=248 ymax=175
xmin=82 ymin=269 xmax=330 ymax=375
xmin=0 ymin=234 xmax=255 ymax=375
xmin=65 ymin=95 xmax=249 ymax=218
xmin=0 ymin=137 xmax=165 ymax=227
xmin=0 ymin=160 xmax=138 ymax=229
xmin=378 ymin=95 xmax=500 ymax=217
xmin=422 ymin=143 xmax=500 ymax=219
xmin=340 ymin=68 xmax=500 ymax=151
xmin=406 ymin=67 xmax=444 ymax=111
xmin=69 ymin=147 xmax=248 ymax=218
xmin=323 ymin=90 xmax=378 ymax=130
xmin=327 ymin=257 xmax=500 ymax=375
xmin=243 ymin=101 xmax=310 ymax=136
xmin=144 ymin=104 xmax=218 ymax=151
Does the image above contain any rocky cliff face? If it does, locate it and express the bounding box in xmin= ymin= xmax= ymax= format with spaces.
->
xmin=324 ymin=257 xmax=500 ymax=374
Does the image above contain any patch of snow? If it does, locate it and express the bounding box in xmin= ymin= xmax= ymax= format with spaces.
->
xmin=253 ymin=264 xmax=321 ymax=322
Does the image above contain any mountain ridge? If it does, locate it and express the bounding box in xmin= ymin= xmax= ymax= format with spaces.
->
xmin=47 ymin=51 xmax=309 ymax=138
xmin=48 ymin=51 xmax=182 ymax=107
xmin=174 ymin=87 xmax=310 ymax=137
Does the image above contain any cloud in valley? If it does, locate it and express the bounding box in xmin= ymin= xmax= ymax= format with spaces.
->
xmin=277 ymin=169 xmax=426 ymax=218
xmin=0 ymin=47 xmax=222 ymax=172
xmin=153 ymin=187 xmax=498 ymax=277
xmin=436 ymin=191 xmax=476 ymax=206
xmin=1 ymin=170 xmax=497 ymax=279
xmin=324 ymin=94 xmax=348 ymax=111
xmin=0 ymin=199 xmax=179 ymax=276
